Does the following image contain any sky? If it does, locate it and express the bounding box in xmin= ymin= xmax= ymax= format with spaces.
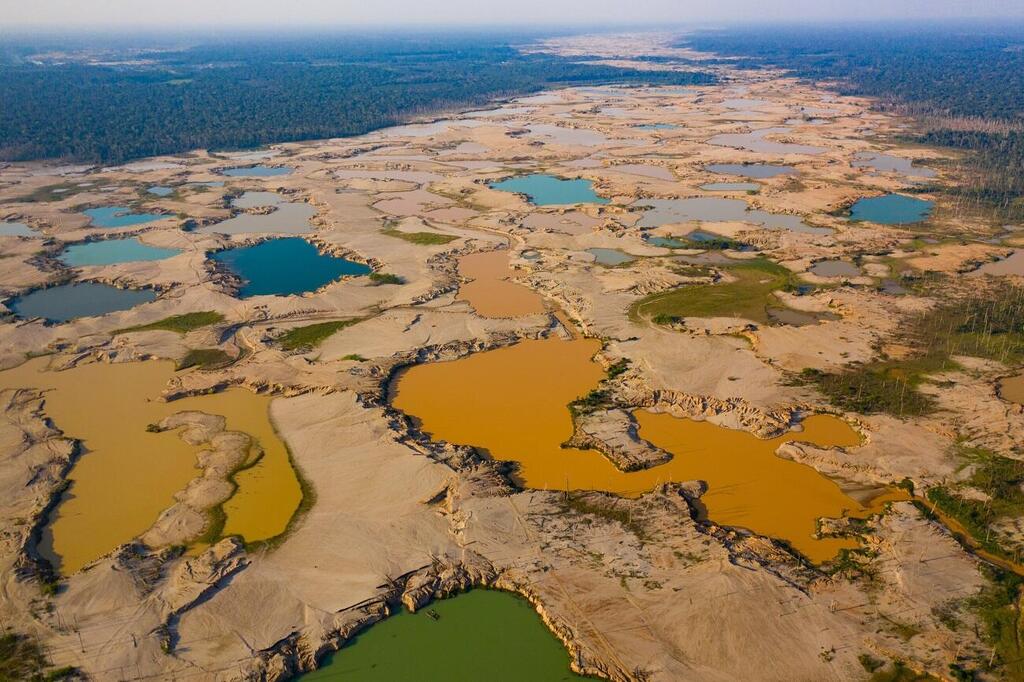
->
xmin=3 ymin=0 xmax=1023 ymax=28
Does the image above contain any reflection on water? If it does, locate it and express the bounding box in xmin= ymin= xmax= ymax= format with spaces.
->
xmin=392 ymin=338 xmax=902 ymax=562
xmin=0 ymin=357 xmax=300 ymax=574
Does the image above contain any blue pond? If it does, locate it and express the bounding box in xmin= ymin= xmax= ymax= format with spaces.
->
xmin=211 ymin=237 xmax=371 ymax=298
xmin=849 ymin=194 xmax=933 ymax=225
xmin=489 ymin=174 xmax=608 ymax=206
xmin=84 ymin=206 xmax=166 ymax=228
xmin=635 ymin=124 xmax=679 ymax=131
xmin=60 ymin=238 xmax=181 ymax=266
xmin=220 ymin=165 xmax=292 ymax=178
xmin=9 ymin=282 xmax=156 ymax=323
xmin=148 ymin=186 xmax=174 ymax=197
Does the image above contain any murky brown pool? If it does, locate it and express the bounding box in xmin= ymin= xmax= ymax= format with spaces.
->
xmin=456 ymin=250 xmax=546 ymax=318
xmin=0 ymin=357 xmax=301 ymax=574
xmin=392 ymin=338 xmax=903 ymax=562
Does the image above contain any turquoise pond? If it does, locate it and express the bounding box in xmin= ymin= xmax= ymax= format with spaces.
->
xmin=83 ymin=206 xmax=166 ymax=228
xmin=211 ymin=237 xmax=370 ymax=298
xmin=147 ymin=186 xmax=174 ymax=197
xmin=587 ymin=248 xmax=634 ymax=265
xmin=849 ymin=194 xmax=933 ymax=225
xmin=60 ymin=238 xmax=181 ymax=266
xmin=0 ymin=222 xmax=36 ymax=237
xmin=489 ymin=174 xmax=608 ymax=206
xmin=220 ymin=165 xmax=292 ymax=177
xmin=635 ymin=123 xmax=679 ymax=130
xmin=9 ymin=283 xmax=156 ymax=323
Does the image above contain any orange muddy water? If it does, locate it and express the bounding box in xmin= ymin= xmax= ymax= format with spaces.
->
xmin=0 ymin=357 xmax=301 ymax=574
xmin=392 ymin=338 xmax=903 ymax=562
xmin=998 ymin=373 xmax=1024 ymax=405
xmin=456 ymin=250 xmax=546 ymax=318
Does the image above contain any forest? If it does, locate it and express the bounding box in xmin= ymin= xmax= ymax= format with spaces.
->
xmin=0 ymin=32 xmax=714 ymax=164
xmin=684 ymin=23 xmax=1024 ymax=219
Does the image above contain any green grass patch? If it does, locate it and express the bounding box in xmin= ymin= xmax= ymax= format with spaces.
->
xmin=177 ymin=348 xmax=233 ymax=371
xmin=382 ymin=228 xmax=458 ymax=245
xmin=369 ymin=272 xmax=403 ymax=285
xmin=13 ymin=182 xmax=93 ymax=203
xmin=799 ymin=283 xmax=1024 ymax=416
xmin=629 ymin=259 xmax=795 ymax=325
xmin=969 ymin=567 xmax=1024 ymax=680
xmin=115 ymin=311 xmax=224 ymax=335
xmin=276 ymin=318 xmax=363 ymax=352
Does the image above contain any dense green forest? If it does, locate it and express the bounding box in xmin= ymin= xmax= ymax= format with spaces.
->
xmin=0 ymin=32 xmax=714 ymax=163
xmin=684 ymin=23 xmax=1024 ymax=219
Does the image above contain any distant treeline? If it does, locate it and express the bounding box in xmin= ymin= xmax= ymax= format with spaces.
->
xmin=684 ymin=23 xmax=1024 ymax=219
xmin=0 ymin=34 xmax=714 ymax=164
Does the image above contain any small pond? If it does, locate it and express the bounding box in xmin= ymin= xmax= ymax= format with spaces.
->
xmin=849 ymin=194 xmax=933 ymax=225
xmin=211 ymin=237 xmax=370 ymax=298
xmin=633 ymin=198 xmax=830 ymax=235
xmin=587 ymin=248 xmax=634 ymax=265
xmin=852 ymin=152 xmax=935 ymax=179
xmin=200 ymin=191 xmax=316 ymax=235
xmin=147 ymin=186 xmax=174 ymax=197
xmin=84 ymin=206 xmax=167 ymax=228
xmin=220 ymin=165 xmax=292 ymax=177
xmin=9 ymin=283 xmax=156 ymax=323
xmin=701 ymin=182 xmax=759 ymax=192
xmin=971 ymin=250 xmax=1024 ymax=277
xmin=706 ymin=163 xmax=797 ymax=179
xmin=0 ymin=222 xmax=36 ymax=237
xmin=810 ymin=260 xmax=861 ymax=278
xmin=709 ymin=126 xmax=825 ymax=155
xmin=634 ymin=123 xmax=679 ymax=130
xmin=60 ymin=238 xmax=181 ymax=267
xmin=302 ymin=590 xmax=588 ymax=681
xmin=490 ymin=174 xmax=608 ymax=206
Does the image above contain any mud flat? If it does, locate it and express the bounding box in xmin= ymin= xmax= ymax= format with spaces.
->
xmin=392 ymin=338 xmax=897 ymax=562
xmin=456 ymin=250 xmax=546 ymax=318
xmin=0 ymin=357 xmax=299 ymax=574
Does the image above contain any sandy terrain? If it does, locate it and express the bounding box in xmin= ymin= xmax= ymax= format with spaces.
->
xmin=0 ymin=31 xmax=1018 ymax=682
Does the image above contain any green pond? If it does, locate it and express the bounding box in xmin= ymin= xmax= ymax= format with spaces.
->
xmin=490 ymin=174 xmax=608 ymax=206
xmin=210 ymin=237 xmax=370 ymax=298
xmin=60 ymin=238 xmax=181 ymax=266
xmin=848 ymin=194 xmax=933 ymax=225
xmin=302 ymin=590 xmax=589 ymax=681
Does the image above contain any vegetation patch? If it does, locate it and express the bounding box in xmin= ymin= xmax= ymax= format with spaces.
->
xmin=799 ymin=283 xmax=1024 ymax=416
xmin=0 ymin=631 xmax=76 ymax=681
xmin=276 ymin=318 xmax=363 ymax=352
xmin=177 ymin=348 xmax=233 ymax=371
xmin=114 ymin=311 xmax=224 ymax=335
xmin=381 ymin=228 xmax=458 ymax=245
xmin=369 ymin=272 xmax=403 ymax=285
xmin=629 ymin=259 xmax=796 ymax=325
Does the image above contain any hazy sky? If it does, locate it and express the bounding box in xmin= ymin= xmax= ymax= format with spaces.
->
xmin=4 ymin=0 xmax=1023 ymax=28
